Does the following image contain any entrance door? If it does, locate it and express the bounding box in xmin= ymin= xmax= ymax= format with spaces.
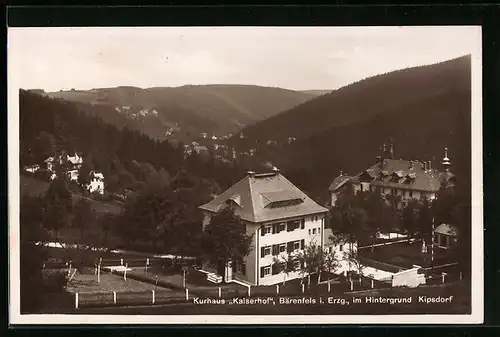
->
xmin=217 ymin=260 xmax=225 ymax=276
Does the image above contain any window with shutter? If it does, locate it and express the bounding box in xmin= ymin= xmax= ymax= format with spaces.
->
xmin=272 ymin=224 xmax=277 ymax=234
xmin=272 ymin=264 xmax=279 ymax=275
xmin=260 ymin=266 xmax=265 ymax=278
xmin=287 ymin=242 xmax=293 ymax=252
xmin=272 ymin=244 xmax=279 ymax=255
xmin=261 ymin=247 xmax=265 ymax=257
xmin=301 ymin=239 xmax=305 ymax=249
xmin=263 ymin=246 xmax=271 ymax=256
xmin=279 ymin=243 xmax=286 ymax=253
xmin=261 ymin=227 xmax=265 ymax=236
xmin=300 ymin=219 xmax=305 ymax=229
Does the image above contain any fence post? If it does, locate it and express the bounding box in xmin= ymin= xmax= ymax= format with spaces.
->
xmin=97 ymin=264 xmax=101 ymax=283
xmin=301 ymin=284 xmax=305 ymax=293
xmin=152 ymin=290 xmax=155 ymax=304
xmin=75 ymin=293 xmax=79 ymax=309
xmin=121 ymin=258 xmax=123 ymax=266
xmin=248 ymin=287 xmax=251 ymax=297
xmin=276 ymin=284 xmax=279 ymax=295
xmin=371 ymin=280 xmax=374 ymax=289
xmin=218 ymin=287 xmax=221 ymax=298
xmin=113 ymin=291 xmax=117 ymax=304
xmin=186 ymin=288 xmax=189 ymax=300
xmin=124 ymin=263 xmax=128 ymax=281
xmin=441 ymin=272 xmax=446 ymax=284
xmin=350 ymin=280 xmax=353 ymax=291
xmin=328 ymin=282 xmax=331 ymax=292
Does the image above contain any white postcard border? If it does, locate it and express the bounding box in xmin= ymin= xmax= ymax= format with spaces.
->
xmin=8 ymin=25 xmax=483 ymax=325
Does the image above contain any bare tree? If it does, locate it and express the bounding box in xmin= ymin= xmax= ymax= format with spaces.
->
xmin=344 ymin=248 xmax=365 ymax=283
xmin=272 ymin=252 xmax=297 ymax=286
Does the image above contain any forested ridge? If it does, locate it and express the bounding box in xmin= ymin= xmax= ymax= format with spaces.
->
xmin=20 ymin=89 xmax=247 ymax=195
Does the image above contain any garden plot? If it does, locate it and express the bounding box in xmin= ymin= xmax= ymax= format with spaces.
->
xmin=66 ymin=270 xmax=170 ymax=294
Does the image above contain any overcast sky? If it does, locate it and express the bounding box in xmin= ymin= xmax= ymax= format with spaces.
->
xmin=8 ymin=26 xmax=481 ymax=92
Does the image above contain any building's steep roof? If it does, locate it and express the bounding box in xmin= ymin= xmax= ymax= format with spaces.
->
xmin=67 ymin=153 xmax=83 ymax=165
xmin=350 ymin=159 xmax=452 ymax=192
xmin=328 ymin=175 xmax=351 ymax=192
xmin=434 ymin=223 xmax=458 ymax=236
xmin=199 ymin=171 xmax=328 ymax=223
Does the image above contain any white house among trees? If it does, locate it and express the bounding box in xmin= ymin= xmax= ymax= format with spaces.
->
xmin=87 ymin=171 xmax=105 ymax=195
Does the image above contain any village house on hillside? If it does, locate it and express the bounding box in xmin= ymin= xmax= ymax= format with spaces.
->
xmin=198 ymin=167 xmax=329 ymax=286
xmin=40 ymin=152 xmax=105 ymax=194
xmin=87 ymin=171 xmax=105 ymax=195
xmin=329 ymin=146 xmax=455 ymax=207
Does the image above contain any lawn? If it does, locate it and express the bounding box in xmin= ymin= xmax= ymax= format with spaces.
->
xmin=21 ymin=174 xmax=123 ymax=215
xmin=127 ymin=267 xmax=248 ymax=296
xmin=66 ymin=269 xmax=170 ymax=293
xmin=359 ymin=241 xmax=458 ymax=269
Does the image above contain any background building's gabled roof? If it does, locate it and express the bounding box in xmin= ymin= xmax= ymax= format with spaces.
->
xmin=434 ymin=223 xmax=458 ymax=236
xmin=199 ymin=171 xmax=328 ymax=223
xmin=350 ymin=158 xmax=452 ymax=192
xmin=328 ymin=175 xmax=351 ymax=192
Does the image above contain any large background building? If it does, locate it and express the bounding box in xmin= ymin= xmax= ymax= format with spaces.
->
xmin=199 ymin=168 xmax=329 ymax=286
xmin=329 ymin=147 xmax=455 ymax=208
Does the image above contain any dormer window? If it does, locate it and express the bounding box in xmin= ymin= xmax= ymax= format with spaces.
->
xmin=262 ymin=190 xmax=304 ymax=209
xmin=226 ymin=194 xmax=242 ymax=208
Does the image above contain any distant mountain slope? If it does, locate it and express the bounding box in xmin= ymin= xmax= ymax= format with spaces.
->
xmin=45 ymin=85 xmax=315 ymax=142
xmin=242 ymin=55 xmax=471 ymax=142
xmin=300 ymin=90 xmax=332 ymax=96
xmin=234 ymin=55 xmax=472 ymax=199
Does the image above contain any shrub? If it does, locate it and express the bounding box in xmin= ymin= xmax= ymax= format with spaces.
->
xmin=43 ymin=271 xmax=69 ymax=293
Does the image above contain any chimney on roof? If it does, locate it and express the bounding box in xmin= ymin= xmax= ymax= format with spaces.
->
xmin=423 ymin=161 xmax=428 ymax=171
xmin=272 ymin=166 xmax=280 ymax=174
xmin=246 ymin=170 xmax=255 ymax=177
xmin=428 ymin=161 xmax=432 ymax=170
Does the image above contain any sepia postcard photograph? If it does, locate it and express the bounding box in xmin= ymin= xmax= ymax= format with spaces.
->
xmin=8 ymin=25 xmax=483 ymax=325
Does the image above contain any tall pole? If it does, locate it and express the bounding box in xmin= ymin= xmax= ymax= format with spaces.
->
xmin=431 ymin=217 xmax=435 ymax=272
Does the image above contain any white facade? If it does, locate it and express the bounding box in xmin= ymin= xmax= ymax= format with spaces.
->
xmin=67 ymin=169 xmax=79 ymax=182
xmin=323 ymin=241 xmax=358 ymax=275
xmin=201 ymin=212 xmax=327 ymax=286
xmin=24 ymin=165 xmax=40 ymax=173
xmin=87 ymin=172 xmax=105 ymax=194
xmin=257 ymin=215 xmax=325 ymax=286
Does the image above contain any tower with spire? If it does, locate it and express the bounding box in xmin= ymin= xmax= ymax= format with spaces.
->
xmin=441 ymin=147 xmax=451 ymax=172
